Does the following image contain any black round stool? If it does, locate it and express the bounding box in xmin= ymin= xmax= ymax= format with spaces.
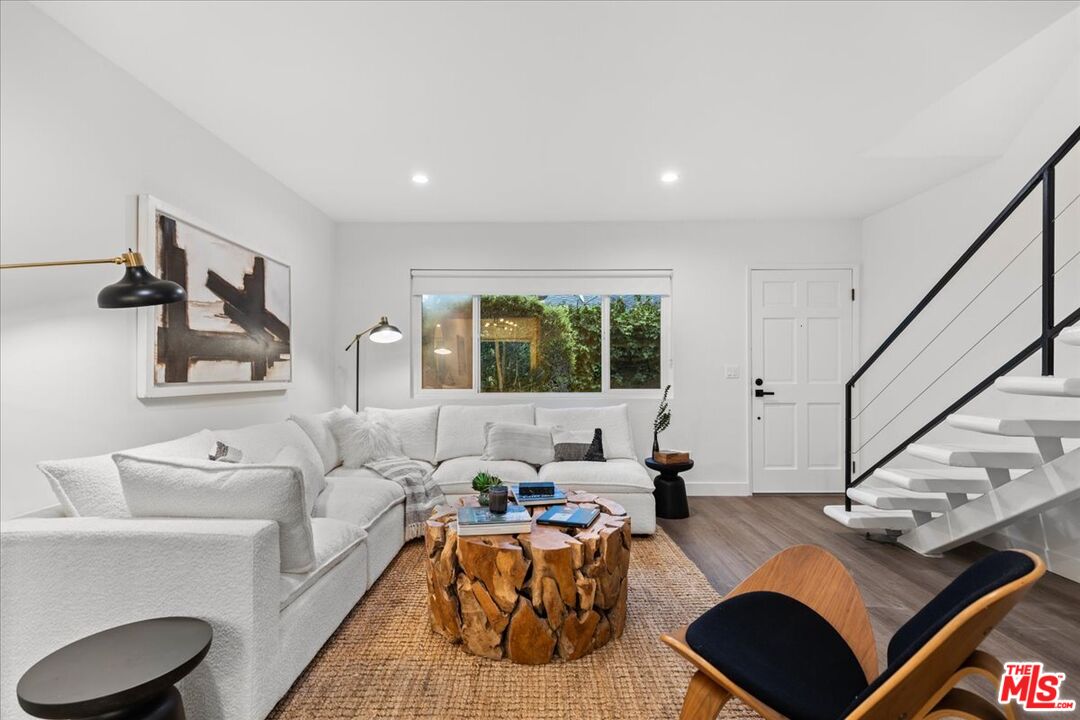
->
xmin=17 ymin=617 xmax=212 ymax=720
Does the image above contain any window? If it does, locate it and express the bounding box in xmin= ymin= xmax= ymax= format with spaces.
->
xmin=609 ymin=295 xmax=662 ymax=389
xmin=413 ymin=271 xmax=671 ymax=395
xmin=480 ymin=295 xmax=601 ymax=393
xmin=420 ymin=295 xmax=472 ymax=390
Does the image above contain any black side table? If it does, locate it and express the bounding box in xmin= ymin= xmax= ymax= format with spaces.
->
xmin=17 ymin=617 xmax=212 ymax=720
xmin=645 ymin=457 xmax=693 ymax=519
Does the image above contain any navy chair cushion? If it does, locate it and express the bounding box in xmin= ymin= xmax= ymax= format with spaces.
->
xmin=685 ymin=591 xmax=868 ymax=720
xmin=843 ymin=550 xmax=1035 ymax=714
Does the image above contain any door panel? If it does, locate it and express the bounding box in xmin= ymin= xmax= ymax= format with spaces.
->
xmin=751 ymin=268 xmax=852 ymax=493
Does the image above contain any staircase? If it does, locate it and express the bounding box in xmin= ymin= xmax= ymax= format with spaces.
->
xmin=826 ymin=127 xmax=1080 ymax=557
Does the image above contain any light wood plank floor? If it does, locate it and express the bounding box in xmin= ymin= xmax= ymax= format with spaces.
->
xmin=661 ymin=495 xmax=1080 ymax=689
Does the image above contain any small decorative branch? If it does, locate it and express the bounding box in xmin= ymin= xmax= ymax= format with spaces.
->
xmin=652 ymin=384 xmax=672 ymax=454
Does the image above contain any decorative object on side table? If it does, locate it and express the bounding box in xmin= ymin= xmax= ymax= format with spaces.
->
xmin=471 ymin=470 xmax=502 ymax=506
xmin=425 ymin=492 xmax=631 ymax=664
xmin=16 ymin=616 xmax=212 ymax=720
xmin=652 ymin=384 xmax=672 ymax=455
xmin=646 ymin=456 xmax=693 ymax=520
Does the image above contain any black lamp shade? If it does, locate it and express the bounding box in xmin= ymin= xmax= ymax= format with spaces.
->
xmin=97 ymin=264 xmax=187 ymax=308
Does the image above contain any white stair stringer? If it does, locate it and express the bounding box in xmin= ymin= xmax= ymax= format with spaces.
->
xmin=898 ymin=447 xmax=1080 ymax=556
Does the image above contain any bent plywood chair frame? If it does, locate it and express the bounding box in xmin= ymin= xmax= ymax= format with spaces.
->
xmin=661 ymin=544 xmax=1044 ymax=720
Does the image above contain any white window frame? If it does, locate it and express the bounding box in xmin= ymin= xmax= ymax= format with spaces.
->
xmin=411 ymin=280 xmax=673 ymax=400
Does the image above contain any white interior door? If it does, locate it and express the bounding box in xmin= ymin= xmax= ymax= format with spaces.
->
xmin=751 ymin=269 xmax=853 ymax=493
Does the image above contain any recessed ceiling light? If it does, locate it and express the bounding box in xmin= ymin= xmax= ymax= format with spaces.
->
xmin=660 ymin=171 xmax=679 ymax=184
xmin=412 ymin=173 xmax=430 ymax=185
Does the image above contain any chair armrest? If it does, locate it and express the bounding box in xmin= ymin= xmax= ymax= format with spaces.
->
xmin=0 ymin=517 xmax=281 ymax=720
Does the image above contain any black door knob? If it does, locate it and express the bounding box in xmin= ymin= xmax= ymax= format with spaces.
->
xmin=754 ymin=378 xmax=764 ymax=386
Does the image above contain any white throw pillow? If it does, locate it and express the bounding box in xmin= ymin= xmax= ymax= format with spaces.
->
xmin=328 ymin=410 xmax=405 ymax=468
xmin=114 ymin=453 xmax=316 ymax=573
xmin=435 ymin=404 xmax=534 ymax=461
xmin=38 ymin=430 xmax=214 ymax=518
xmin=482 ymin=422 xmax=554 ymax=466
xmin=274 ymin=445 xmax=326 ymax=515
xmin=364 ymin=406 xmax=439 ymax=463
xmin=289 ymin=411 xmax=341 ymax=473
xmin=536 ymin=405 xmax=636 ymax=460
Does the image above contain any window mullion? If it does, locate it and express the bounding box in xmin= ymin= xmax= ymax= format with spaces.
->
xmin=601 ymin=296 xmax=611 ymax=393
xmin=472 ymin=295 xmax=481 ymax=394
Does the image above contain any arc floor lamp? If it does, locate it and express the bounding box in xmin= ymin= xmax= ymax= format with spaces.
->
xmin=345 ymin=316 xmax=402 ymax=409
xmin=0 ymin=248 xmax=186 ymax=308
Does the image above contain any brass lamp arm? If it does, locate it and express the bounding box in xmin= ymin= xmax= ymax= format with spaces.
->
xmin=344 ymin=322 xmax=382 ymax=351
xmin=1 ymin=251 xmax=144 ymax=270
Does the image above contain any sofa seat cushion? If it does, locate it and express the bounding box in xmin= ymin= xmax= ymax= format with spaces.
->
xmin=279 ymin=518 xmax=367 ymax=610
xmin=315 ymin=471 xmax=407 ymax=531
xmin=537 ymin=458 xmax=653 ymax=493
xmin=431 ymin=457 xmax=538 ymax=495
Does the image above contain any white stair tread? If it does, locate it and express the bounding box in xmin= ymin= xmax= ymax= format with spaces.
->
xmin=907 ymin=443 xmax=1044 ymax=469
xmin=947 ymin=414 xmax=1080 ymax=438
xmin=874 ymin=467 xmax=1011 ymax=493
xmin=848 ymin=481 xmax=957 ymax=512
xmin=995 ymin=376 xmax=1080 ymax=398
xmin=824 ymin=504 xmax=916 ymax=531
xmin=1059 ymin=327 xmax=1080 ymax=347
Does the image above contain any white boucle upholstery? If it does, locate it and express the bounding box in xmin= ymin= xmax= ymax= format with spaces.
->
xmin=215 ymin=421 xmax=323 ymax=468
xmin=365 ymin=406 xmax=439 ymax=463
xmin=538 ymin=458 xmax=654 ymax=493
xmin=435 ymin=404 xmax=534 ymax=461
xmin=289 ymin=411 xmax=341 ymax=473
xmin=0 ymin=517 xmax=280 ymax=720
xmin=275 ymin=444 xmax=326 ymax=515
xmin=536 ymin=404 xmax=636 ymax=459
xmin=361 ymin=502 xmax=406 ymax=585
xmin=36 ymin=430 xmax=214 ymax=518
xmin=432 ymin=456 xmax=539 ymax=494
xmin=279 ymin=518 xmax=366 ymax=610
xmin=315 ymin=473 xmax=405 ymax=531
xmin=115 ymin=454 xmax=316 ymax=573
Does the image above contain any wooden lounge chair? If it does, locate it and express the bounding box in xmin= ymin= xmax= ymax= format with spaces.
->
xmin=662 ymin=545 xmax=1044 ymax=720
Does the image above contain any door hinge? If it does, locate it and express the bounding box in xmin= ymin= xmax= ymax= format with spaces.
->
xmin=851 ymin=288 xmax=856 ymax=301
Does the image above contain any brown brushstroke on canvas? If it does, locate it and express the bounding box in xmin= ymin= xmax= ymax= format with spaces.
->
xmin=156 ymin=215 xmax=290 ymax=383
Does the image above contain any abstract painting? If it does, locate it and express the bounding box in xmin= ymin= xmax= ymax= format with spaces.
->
xmin=137 ymin=195 xmax=291 ymax=397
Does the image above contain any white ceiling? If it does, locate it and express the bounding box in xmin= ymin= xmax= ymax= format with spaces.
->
xmin=32 ymin=1 xmax=1080 ymax=222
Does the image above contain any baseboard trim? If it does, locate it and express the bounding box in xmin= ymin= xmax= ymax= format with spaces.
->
xmin=684 ymin=481 xmax=750 ymax=497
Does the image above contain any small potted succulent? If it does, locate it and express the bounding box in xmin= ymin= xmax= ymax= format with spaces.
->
xmin=472 ymin=471 xmax=503 ymax=506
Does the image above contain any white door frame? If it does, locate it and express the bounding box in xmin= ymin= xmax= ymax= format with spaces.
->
xmin=745 ymin=264 xmax=861 ymax=494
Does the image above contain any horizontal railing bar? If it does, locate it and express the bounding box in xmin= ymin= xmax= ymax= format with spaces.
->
xmin=849 ymin=306 xmax=1080 ymax=489
xmin=849 ymin=124 xmax=1080 ymax=388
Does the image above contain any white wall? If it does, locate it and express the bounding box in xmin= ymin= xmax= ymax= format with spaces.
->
xmin=0 ymin=1 xmax=338 ymax=518
xmin=859 ymin=53 xmax=1080 ymax=579
xmin=335 ymin=220 xmax=861 ymax=496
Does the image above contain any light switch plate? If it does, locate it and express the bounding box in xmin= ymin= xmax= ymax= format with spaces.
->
xmin=724 ymin=365 xmax=740 ymax=379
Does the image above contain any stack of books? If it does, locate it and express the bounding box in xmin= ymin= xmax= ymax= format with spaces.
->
xmin=457 ymin=505 xmax=533 ymax=536
xmin=510 ymin=482 xmax=567 ymax=506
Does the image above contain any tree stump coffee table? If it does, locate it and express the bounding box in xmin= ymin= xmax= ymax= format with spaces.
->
xmin=424 ymin=492 xmax=631 ymax=664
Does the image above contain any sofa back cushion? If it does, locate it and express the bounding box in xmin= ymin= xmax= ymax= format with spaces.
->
xmin=365 ymin=406 xmax=439 ymax=463
xmin=435 ymin=404 xmax=534 ymax=461
xmin=289 ymin=410 xmax=343 ymax=473
xmin=37 ymin=430 xmax=214 ymax=518
xmin=214 ymin=421 xmax=321 ymax=467
xmin=536 ymin=405 xmax=636 ymax=460
xmin=114 ymin=453 xmax=317 ymax=573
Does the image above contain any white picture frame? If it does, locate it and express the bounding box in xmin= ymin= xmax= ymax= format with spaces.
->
xmin=136 ymin=194 xmax=292 ymax=398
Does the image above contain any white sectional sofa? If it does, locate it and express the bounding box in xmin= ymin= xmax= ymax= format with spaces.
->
xmin=0 ymin=403 xmax=654 ymax=720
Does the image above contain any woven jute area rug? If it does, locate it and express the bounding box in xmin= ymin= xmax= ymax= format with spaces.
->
xmin=270 ymin=528 xmax=759 ymax=719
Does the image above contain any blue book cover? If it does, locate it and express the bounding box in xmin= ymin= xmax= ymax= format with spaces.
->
xmin=536 ymin=505 xmax=600 ymax=529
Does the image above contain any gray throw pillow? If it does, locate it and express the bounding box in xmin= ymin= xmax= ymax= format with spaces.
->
xmin=552 ymin=427 xmax=605 ymax=462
